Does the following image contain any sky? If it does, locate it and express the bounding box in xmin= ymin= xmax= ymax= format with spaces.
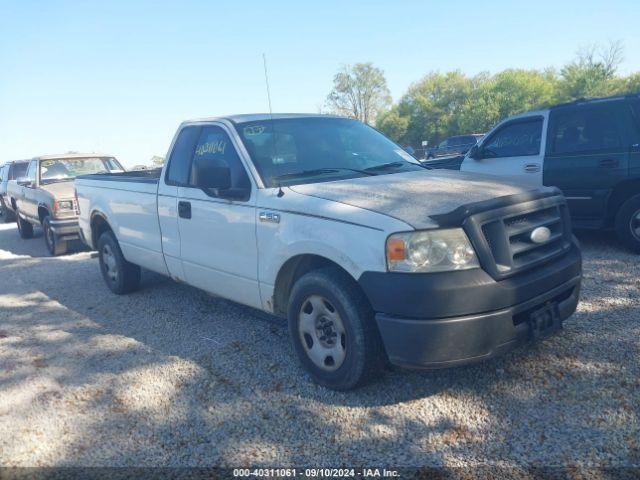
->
xmin=1 ymin=0 xmax=639 ymax=167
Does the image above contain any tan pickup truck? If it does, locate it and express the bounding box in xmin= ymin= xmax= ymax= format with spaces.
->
xmin=9 ymin=153 xmax=124 ymax=255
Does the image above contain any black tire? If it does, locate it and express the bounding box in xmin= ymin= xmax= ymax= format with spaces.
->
xmin=97 ymin=230 xmax=141 ymax=294
xmin=43 ymin=216 xmax=68 ymax=256
xmin=287 ymin=266 xmax=386 ymax=390
xmin=614 ymin=194 xmax=640 ymax=253
xmin=2 ymin=201 xmax=15 ymax=222
xmin=16 ymin=210 xmax=34 ymax=239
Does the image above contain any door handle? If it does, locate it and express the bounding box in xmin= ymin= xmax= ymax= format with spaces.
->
xmin=598 ymin=158 xmax=619 ymax=168
xmin=524 ymin=163 xmax=541 ymax=173
xmin=178 ymin=201 xmax=191 ymax=219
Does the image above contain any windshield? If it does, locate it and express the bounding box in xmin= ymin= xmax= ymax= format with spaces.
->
xmin=234 ymin=117 xmax=422 ymax=187
xmin=39 ymin=157 xmax=121 ymax=184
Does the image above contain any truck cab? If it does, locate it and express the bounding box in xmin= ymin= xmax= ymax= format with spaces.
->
xmin=461 ymin=94 xmax=640 ymax=251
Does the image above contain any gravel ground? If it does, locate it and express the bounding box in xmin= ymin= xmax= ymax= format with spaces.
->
xmin=0 ymin=220 xmax=638 ymax=469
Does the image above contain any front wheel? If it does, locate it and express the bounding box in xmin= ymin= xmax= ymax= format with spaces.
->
xmin=287 ymin=267 xmax=386 ymax=390
xmin=615 ymin=194 xmax=640 ymax=253
xmin=16 ymin=211 xmax=34 ymax=239
xmin=97 ymin=230 xmax=141 ymax=294
xmin=43 ymin=216 xmax=68 ymax=256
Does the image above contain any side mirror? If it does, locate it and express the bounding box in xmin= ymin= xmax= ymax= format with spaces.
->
xmin=16 ymin=177 xmax=31 ymax=186
xmin=195 ymin=163 xmax=250 ymax=200
xmin=195 ymin=163 xmax=232 ymax=191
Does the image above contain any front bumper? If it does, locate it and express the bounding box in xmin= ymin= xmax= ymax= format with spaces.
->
xmin=48 ymin=218 xmax=80 ymax=242
xmin=359 ymin=244 xmax=582 ymax=368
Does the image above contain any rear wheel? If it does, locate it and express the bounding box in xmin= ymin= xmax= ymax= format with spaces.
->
xmin=287 ymin=267 xmax=386 ymax=390
xmin=615 ymin=194 xmax=640 ymax=253
xmin=43 ymin=216 xmax=67 ymax=256
xmin=97 ymin=230 xmax=141 ymax=294
xmin=16 ymin=210 xmax=34 ymax=239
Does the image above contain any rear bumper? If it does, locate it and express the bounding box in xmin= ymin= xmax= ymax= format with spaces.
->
xmin=49 ymin=218 xmax=80 ymax=241
xmin=360 ymin=244 xmax=582 ymax=368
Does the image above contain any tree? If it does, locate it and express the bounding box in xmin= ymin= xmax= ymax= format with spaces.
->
xmin=326 ymin=63 xmax=391 ymax=125
xmin=371 ymin=40 xmax=638 ymax=150
xmin=150 ymin=155 xmax=165 ymax=166
xmin=557 ymin=40 xmax=624 ymax=100
xmin=393 ymin=71 xmax=477 ymax=146
xmin=376 ymin=106 xmax=409 ymax=143
xmin=458 ymin=69 xmax=558 ymax=133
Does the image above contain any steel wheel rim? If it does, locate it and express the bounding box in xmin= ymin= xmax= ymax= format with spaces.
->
xmin=298 ymin=295 xmax=347 ymax=371
xmin=102 ymin=244 xmax=118 ymax=282
xmin=630 ymin=209 xmax=640 ymax=241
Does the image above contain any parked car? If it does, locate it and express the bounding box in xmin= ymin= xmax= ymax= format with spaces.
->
xmin=461 ymin=94 xmax=640 ymax=251
xmin=76 ymin=114 xmax=581 ymax=390
xmin=0 ymin=160 xmax=29 ymax=222
xmin=421 ymin=155 xmax=465 ymax=171
xmin=9 ymin=153 xmax=124 ymax=255
xmin=425 ymin=134 xmax=484 ymax=159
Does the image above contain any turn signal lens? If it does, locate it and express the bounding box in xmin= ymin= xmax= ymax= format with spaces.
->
xmin=386 ymin=237 xmax=405 ymax=262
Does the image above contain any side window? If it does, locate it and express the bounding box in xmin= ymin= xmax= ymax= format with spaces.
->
xmin=548 ymin=105 xmax=623 ymax=155
xmin=482 ymin=118 xmax=543 ymax=158
xmin=26 ymin=161 xmax=38 ymax=183
xmin=165 ymin=126 xmax=200 ymax=186
xmin=11 ymin=162 xmax=28 ymax=180
xmin=189 ymin=126 xmax=250 ymax=191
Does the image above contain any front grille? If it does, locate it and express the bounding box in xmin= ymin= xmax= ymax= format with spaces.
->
xmin=465 ymin=196 xmax=572 ymax=280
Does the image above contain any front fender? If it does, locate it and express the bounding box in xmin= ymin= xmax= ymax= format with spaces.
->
xmin=257 ymin=213 xmax=390 ymax=312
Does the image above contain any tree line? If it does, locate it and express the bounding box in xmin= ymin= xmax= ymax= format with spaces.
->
xmin=326 ymin=41 xmax=640 ymax=150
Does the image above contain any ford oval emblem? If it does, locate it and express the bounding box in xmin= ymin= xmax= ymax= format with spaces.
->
xmin=530 ymin=226 xmax=551 ymax=244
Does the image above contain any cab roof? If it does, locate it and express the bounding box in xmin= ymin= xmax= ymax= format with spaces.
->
xmin=33 ymin=153 xmax=114 ymax=161
xmin=183 ymin=113 xmax=345 ymax=125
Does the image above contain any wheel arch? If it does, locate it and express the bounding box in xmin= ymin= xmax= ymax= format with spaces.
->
xmin=272 ymin=254 xmax=366 ymax=318
xmin=607 ymin=179 xmax=640 ymax=223
xmin=90 ymin=211 xmax=114 ymax=248
xmin=38 ymin=204 xmax=51 ymax=224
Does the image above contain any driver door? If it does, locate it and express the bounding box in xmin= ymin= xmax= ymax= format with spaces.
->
xmin=176 ymin=124 xmax=261 ymax=309
xmin=19 ymin=160 xmax=39 ymax=220
xmin=462 ymin=115 xmax=547 ymax=187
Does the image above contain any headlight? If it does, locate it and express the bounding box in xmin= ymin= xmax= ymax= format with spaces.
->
xmin=386 ymin=228 xmax=479 ymax=273
xmin=56 ymin=200 xmax=74 ymax=210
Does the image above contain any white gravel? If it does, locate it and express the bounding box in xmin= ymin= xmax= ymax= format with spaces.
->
xmin=0 ymin=221 xmax=638 ymax=468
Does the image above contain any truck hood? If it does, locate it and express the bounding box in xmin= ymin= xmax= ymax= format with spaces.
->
xmin=40 ymin=180 xmax=75 ymax=200
xmin=288 ymin=170 xmax=541 ymax=229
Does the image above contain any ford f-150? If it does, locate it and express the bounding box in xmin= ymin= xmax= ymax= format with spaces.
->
xmin=75 ymin=114 xmax=582 ymax=390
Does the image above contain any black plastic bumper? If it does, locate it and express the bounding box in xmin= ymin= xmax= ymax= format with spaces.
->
xmin=359 ymin=244 xmax=582 ymax=368
xmin=48 ymin=218 xmax=80 ymax=242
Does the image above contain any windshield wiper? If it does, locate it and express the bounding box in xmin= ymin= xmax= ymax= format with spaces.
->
xmin=364 ymin=161 xmax=405 ymax=172
xmin=273 ymin=167 xmax=376 ymax=181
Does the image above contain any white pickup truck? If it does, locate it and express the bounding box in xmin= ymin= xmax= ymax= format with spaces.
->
xmin=76 ymin=114 xmax=582 ymax=390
